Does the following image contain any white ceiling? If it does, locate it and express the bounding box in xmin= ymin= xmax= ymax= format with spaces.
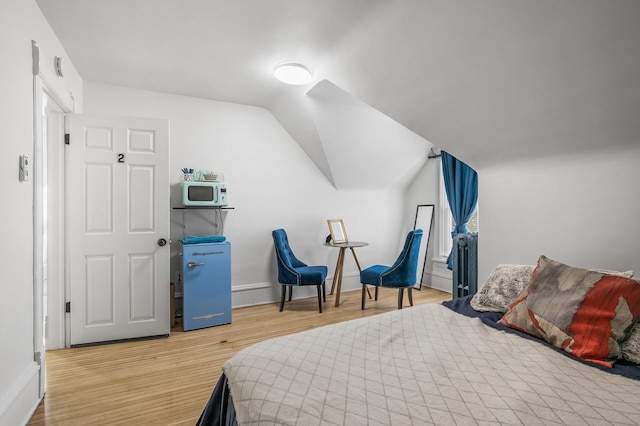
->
xmin=35 ymin=0 xmax=386 ymax=107
xmin=36 ymin=0 xmax=640 ymax=177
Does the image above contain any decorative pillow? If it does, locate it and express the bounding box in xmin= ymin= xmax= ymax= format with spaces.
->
xmin=470 ymin=264 xmax=633 ymax=314
xmin=622 ymin=327 xmax=640 ymax=364
xmin=498 ymin=255 xmax=640 ymax=367
xmin=470 ymin=264 xmax=535 ymax=313
xmin=591 ymin=268 xmax=634 ymax=278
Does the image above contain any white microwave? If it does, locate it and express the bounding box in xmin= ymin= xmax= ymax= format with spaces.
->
xmin=182 ymin=181 xmax=228 ymax=206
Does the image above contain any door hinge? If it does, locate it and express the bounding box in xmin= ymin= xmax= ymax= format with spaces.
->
xmin=65 ymin=301 xmax=71 ymax=313
xmin=64 ymin=133 xmax=70 ymax=145
xmin=34 ymin=351 xmax=42 ymax=365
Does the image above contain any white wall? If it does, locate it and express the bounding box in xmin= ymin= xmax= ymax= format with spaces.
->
xmin=403 ymin=144 xmax=640 ymax=295
xmin=477 ymin=145 xmax=640 ymax=283
xmin=308 ymin=80 xmax=429 ymax=190
xmin=404 ymin=157 xmax=452 ymax=293
xmin=0 ymin=1 xmax=82 ymax=425
xmin=83 ymin=82 xmax=414 ymax=307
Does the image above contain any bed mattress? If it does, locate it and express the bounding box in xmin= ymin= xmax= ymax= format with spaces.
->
xmin=219 ymin=302 xmax=640 ymax=425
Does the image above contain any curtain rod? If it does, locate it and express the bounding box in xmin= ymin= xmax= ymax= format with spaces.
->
xmin=428 ymin=148 xmax=441 ymax=159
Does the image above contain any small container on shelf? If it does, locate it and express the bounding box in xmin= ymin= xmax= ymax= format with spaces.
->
xmin=182 ymin=167 xmax=195 ymax=181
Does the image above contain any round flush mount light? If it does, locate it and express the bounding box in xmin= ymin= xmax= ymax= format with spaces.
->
xmin=274 ymin=63 xmax=312 ymax=85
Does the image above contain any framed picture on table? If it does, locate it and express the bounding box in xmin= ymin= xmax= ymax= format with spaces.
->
xmin=327 ymin=219 xmax=348 ymax=243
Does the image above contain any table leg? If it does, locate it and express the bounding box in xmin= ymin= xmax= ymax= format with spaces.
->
xmin=334 ymin=248 xmax=346 ymax=307
xmin=349 ymin=247 xmax=372 ymax=299
xmin=330 ymin=248 xmax=344 ymax=295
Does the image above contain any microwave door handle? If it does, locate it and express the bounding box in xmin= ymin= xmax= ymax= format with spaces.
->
xmin=214 ymin=185 xmax=218 ymax=203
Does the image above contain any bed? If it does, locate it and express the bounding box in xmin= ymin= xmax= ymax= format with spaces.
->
xmin=198 ymin=257 xmax=640 ymax=425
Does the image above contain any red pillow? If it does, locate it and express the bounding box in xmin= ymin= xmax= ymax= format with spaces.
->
xmin=499 ymin=256 xmax=640 ymax=367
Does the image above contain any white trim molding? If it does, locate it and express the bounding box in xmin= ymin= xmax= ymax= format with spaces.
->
xmin=0 ymin=363 xmax=40 ymax=426
xmin=230 ymin=271 xmax=362 ymax=309
xmin=423 ymin=260 xmax=453 ymax=294
xmin=438 ymin=159 xmax=453 ymax=259
xmin=232 ymin=282 xmax=274 ymax=293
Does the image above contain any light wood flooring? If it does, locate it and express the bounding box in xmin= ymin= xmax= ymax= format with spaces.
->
xmin=28 ymin=286 xmax=450 ymax=425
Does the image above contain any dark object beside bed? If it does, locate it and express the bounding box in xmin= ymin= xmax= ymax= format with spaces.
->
xmin=197 ymin=374 xmax=236 ymax=426
xmin=198 ymin=296 xmax=640 ymax=425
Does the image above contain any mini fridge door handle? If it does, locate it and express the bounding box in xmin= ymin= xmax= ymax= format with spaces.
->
xmin=187 ymin=262 xmax=205 ymax=268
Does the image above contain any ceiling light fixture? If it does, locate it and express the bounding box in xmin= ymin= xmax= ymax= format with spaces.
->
xmin=274 ymin=63 xmax=312 ymax=85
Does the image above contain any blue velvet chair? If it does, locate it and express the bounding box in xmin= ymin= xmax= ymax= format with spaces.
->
xmin=272 ymin=229 xmax=328 ymax=313
xmin=359 ymin=229 xmax=423 ymax=310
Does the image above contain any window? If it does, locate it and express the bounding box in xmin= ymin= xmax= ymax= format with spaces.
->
xmin=437 ymin=161 xmax=479 ymax=260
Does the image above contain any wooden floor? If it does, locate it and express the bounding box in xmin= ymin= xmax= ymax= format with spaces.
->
xmin=28 ymin=287 xmax=450 ymax=426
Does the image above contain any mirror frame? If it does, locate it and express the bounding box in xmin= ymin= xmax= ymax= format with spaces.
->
xmin=413 ymin=204 xmax=435 ymax=288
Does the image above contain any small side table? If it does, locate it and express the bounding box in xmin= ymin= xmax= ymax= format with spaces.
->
xmin=324 ymin=241 xmax=370 ymax=307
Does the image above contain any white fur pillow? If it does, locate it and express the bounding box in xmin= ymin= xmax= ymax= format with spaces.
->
xmin=622 ymin=327 xmax=640 ymax=364
xmin=471 ymin=264 xmax=535 ymax=313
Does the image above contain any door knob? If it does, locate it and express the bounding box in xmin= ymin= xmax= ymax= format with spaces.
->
xmin=187 ymin=262 xmax=205 ymax=268
xmin=157 ymin=238 xmax=167 ymax=246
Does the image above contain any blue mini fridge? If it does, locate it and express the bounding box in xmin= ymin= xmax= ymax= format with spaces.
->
xmin=182 ymin=241 xmax=231 ymax=331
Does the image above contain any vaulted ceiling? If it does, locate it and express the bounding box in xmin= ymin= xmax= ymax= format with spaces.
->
xmin=36 ymin=0 xmax=640 ymax=183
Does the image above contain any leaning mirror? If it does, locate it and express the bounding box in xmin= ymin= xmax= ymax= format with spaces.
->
xmin=327 ymin=219 xmax=348 ymax=243
xmin=413 ymin=204 xmax=435 ymax=288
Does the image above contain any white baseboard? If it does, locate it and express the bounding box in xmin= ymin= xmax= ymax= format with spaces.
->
xmin=422 ymin=268 xmax=453 ymax=294
xmin=231 ymin=271 xmax=362 ymax=308
xmin=229 ymin=270 xmax=451 ymax=308
xmin=0 ymin=363 xmax=40 ymax=426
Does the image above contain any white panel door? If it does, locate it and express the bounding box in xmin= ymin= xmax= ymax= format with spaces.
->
xmin=68 ymin=115 xmax=170 ymax=346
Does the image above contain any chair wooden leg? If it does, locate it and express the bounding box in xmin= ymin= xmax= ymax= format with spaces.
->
xmin=279 ymin=286 xmax=286 ymax=312
xmin=361 ymin=284 xmax=367 ymax=310
xmin=408 ymin=287 xmax=413 ymax=306
xmin=323 ymin=282 xmax=326 ymax=302
xmin=288 ymin=286 xmax=293 ymax=302
xmin=375 ymin=286 xmax=379 ymax=301
xmin=398 ymin=288 xmax=404 ymax=309
xmin=317 ymin=285 xmax=323 ymax=313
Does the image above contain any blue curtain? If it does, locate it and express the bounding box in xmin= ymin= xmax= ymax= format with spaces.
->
xmin=441 ymin=151 xmax=478 ymax=269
